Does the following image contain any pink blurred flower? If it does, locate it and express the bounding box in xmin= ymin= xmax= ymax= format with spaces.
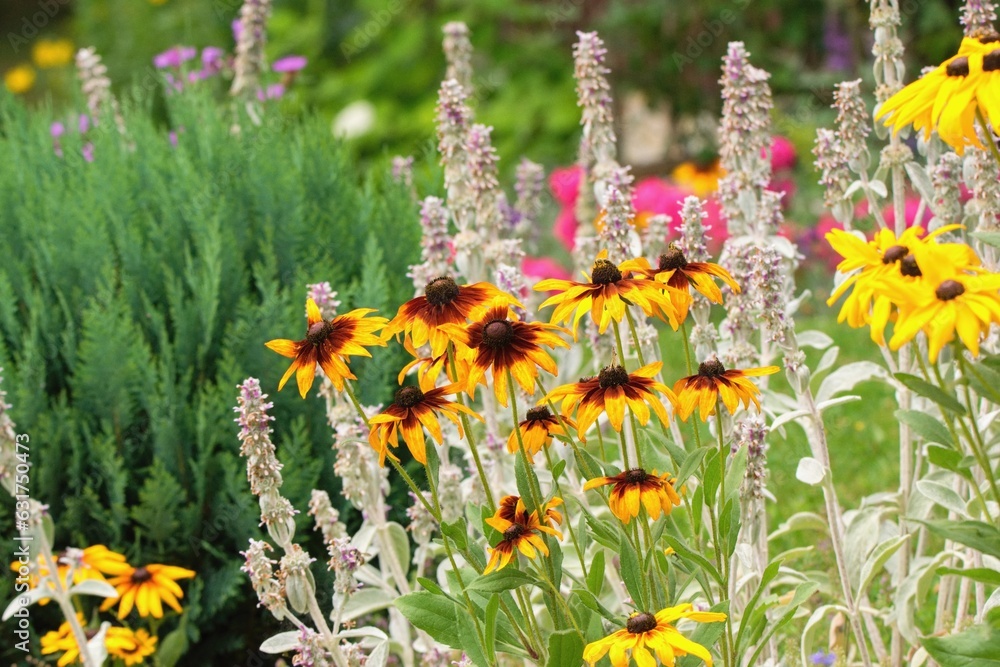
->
xmin=634 ymin=178 xmax=687 ymax=218
xmin=273 ymin=56 xmax=307 ymax=73
xmin=522 ymin=257 xmax=572 ymax=283
xmin=768 ymin=135 xmax=797 ymax=172
xmin=50 ymin=121 xmax=65 ymax=139
xmin=883 ymin=196 xmax=931 ymax=228
xmin=550 ymin=166 xmax=582 ymax=207
xmin=154 ymin=46 xmax=197 ymax=69
xmin=553 ymin=208 xmax=578 ymax=250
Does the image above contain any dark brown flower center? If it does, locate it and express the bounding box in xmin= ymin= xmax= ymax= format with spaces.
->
xmin=698 ymin=359 xmax=726 ymax=377
xmin=986 ymin=49 xmax=1000 ymax=72
xmin=935 ymin=280 xmax=966 ymax=301
xmin=979 ymin=33 xmax=1000 ymax=44
xmin=482 ymin=320 xmax=514 ymax=348
xmin=85 ymin=629 xmax=99 ymax=640
xmin=946 ymin=56 xmax=970 ymax=77
xmin=623 ymin=468 xmax=649 ymax=484
xmin=394 ymin=386 xmax=424 ymax=408
xmin=626 ymin=612 xmax=658 ymax=634
xmin=502 ymin=524 xmax=527 ymax=541
xmin=598 ymin=365 xmax=630 ymax=388
xmin=131 ymin=567 xmax=152 ymax=584
xmin=658 ymin=247 xmax=688 ymax=271
xmin=307 ymin=321 xmax=333 ymax=346
xmin=882 ymin=245 xmax=909 ymax=264
xmin=899 ymin=254 xmax=922 ymax=278
xmin=425 ymin=276 xmax=461 ymax=307
xmin=591 ymin=259 xmax=622 ymax=285
xmin=525 ymin=406 xmax=551 ymax=422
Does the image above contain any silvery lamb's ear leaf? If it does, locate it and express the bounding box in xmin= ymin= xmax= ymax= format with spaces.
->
xmin=795 ymin=457 xmax=825 ymax=486
xmin=915 ymin=480 xmax=969 ymax=518
xmin=2 ymin=585 xmax=49 ymax=621
xmin=796 ymin=330 xmax=834 ymax=350
xmin=858 ymin=534 xmax=910 ymax=602
xmin=87 ymin=622 xmax=109 ymax=666
xmin=904 ymin=162 xmax=935 ymax=205
xmin=365 ymin=641 xmax=390 ymax=667
xmin=816 ymin=361 xmax=888 ymax=403
xmin=769 ymin=512 xmax=828 ymax=542
xmin=68 ymin=579 xmax=119 ymax=599
xmin=260 ymin=631 xmax=301 ymax=653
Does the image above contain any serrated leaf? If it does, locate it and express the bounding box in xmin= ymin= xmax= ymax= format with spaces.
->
xmin=441 ymin=518 xmax=469 ymax=551
xmin=894 ymin=373 xmax=966 ymax=415
xmin=896 ymin=409 xmax=954 ymax=447
xmin=396 ymin=592 xmax=462 ymax=648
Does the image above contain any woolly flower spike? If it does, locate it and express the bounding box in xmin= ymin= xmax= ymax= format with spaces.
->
xmin=885 ymin=242 xmax=1000 ymax=362
xmin=624 ymin=245 xmax=740 ymax=325
xmin=962 ymin=0 xmax=998 ymax=39
xmin=583 ymin=604 xmax=728 ymax=667
xmin=440 ymin=296 xmax=568 ymax=407
xmin=875 ymin=36 xmax=1000 ymax=153
xmin=231 ymin=0 xmax=272 ymax=96
xmin=673 ymin=358 xmax=779 ymax=422
xmin=507 ymin=405 xmax=577 ymax=463
xmin=825 ymin=225 xmax=978 ymax=345
xmin=383 ymin=277 xmax=503 ymax=358
xmin=536 ymin=250 xmax=679 ymax=337
xmin=583 ymin=468 xmax=681 ymax=524
xmin=367 ymin=383 xmax=482 ymax=466
xmin=442 ymin=21 xmax=474 ymax=92
xmin=266 ymin=298 xmax=388 ymax=397
xmin=99 ymin=562 xmax=196 ymax=619
xmin=544 ymin=362 xmax=677 ymax=438
xmin=483 ymin=496 xmax=563 ymax=574
xmin=573 ymin=31 xmax=617 ymax=168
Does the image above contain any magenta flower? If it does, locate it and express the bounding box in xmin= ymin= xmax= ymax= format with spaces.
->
xmin=78 ymin=114 xmax=90 ymax=134
xmin=82 ymin=143 xmax=95 ymax=163
xmin=50 ymin=121 xmax=65 ymax=139
xmin=154 ymin=46 xmax=197 ymax=69
xmin=522 ymin=257 xmax=572 ymax=282
xmin=549 ymin=165 xmax=582 ymax=207
xmin=272 ymin=55 xmax=307 ymax=73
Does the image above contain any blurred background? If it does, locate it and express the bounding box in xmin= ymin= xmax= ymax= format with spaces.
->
xmin=0 ymin=0 xmax=976 ymax=664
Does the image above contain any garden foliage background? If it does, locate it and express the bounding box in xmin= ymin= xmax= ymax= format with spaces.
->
xmin=0 ymin=0 xmax=982 ymax=664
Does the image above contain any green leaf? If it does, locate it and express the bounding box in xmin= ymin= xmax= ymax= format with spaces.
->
xmin=724 ymin=444 xmax=748 ymax=503
xmin=677 ymin=601 xmax=729 ymax=667
xmin=395 ymin=592 xmax=462 ymax=648
xmin=587 ymin=550 xmax=606 ymax=596
xmin=894 ymin=373 xmax=966 ymax=415
xmin=455 ymin=606 xmax=490 ymax=667
xmin=513 ymin=453 xmax=535 ymax=513
xmin=971 ymin=230 xmax=1000 ymax=249
xmin=962 ymin=361 xmax=1000 ymax=404
xmin=927 ymin=445 xmax=974 ymax=480
xmin=484 ymin=594 xmax=500 ymax=660
xmin=702 ymin=449 xmax=721 ymax=501
xmin=546 ymin=629 xmax=584 ymax=667
xmin=912 ymin=519 xmax=1000 ymax=559
xmin=745 ymin=582 xmax=819 ymax=667
xmin=736 ymin=557 xmax=783 ymax=655
xmin=467 ymin=568 xmax=538 ymax=593
xmin=858 ymin=535 xmax=910 ymax=601
xmin=441 ymin=518 xmax=469 ymax=551
xmin=937 ymin=567 xmax=1000 ymax=587
xmin=675 ymin=445 xmax=711 ymax=486
xmin=156 ymin=615 xmax=190 ymax=667
xmin=921 ymin=611 xmax=1000 ymax=666
xmin=417 ymin=577 xmax=445 ymax=596
xmin=663 ymin=534 xmax=723 ymax=585
xmin=550 ymin=458 xmax=567 ymax=481
xmin=895 ymin=409 xmax=954 ymax=447
xmin=618 ymin=532 xmax=646 ymax=609
xmin=573 ymin=588 xmax=620 ymax=623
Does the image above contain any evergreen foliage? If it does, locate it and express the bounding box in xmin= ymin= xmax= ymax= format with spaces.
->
xmin=0 ymin=87 xmax=420 ymax=664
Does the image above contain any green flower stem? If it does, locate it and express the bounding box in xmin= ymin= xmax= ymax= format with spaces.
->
xmin=624 ymin=307 xmax=647 ymax=367
xmin=543 ymin=445 xmax=589 ymax=582
xmin=507 ymin=369 xmax=546 ymax=515
xmin=976 ymin=108 xmax=1000 ymax=168
xmin=448 ymin=344 xmax=497 ymax=515
xmin=956 ymin=353 xmax=1000 ymax=507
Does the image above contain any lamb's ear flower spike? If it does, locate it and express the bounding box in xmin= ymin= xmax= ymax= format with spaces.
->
xmin=265 ymin=298 xmax=388 ymax=398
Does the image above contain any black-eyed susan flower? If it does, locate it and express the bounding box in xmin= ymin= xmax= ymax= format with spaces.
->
xmin=825 ymin=225 xmax=977 ymax=344
xmin=506 ymin=406 xmax=577 ymax=462
xmin=886 ymin=243 xmax=1000 ymax=361
xmin=673 ymin=358 xmax=779 ymax=422
xmin=583 ymin=604 xmax=728 ymax=667
xmin=439 ymin=296 xmax=568 ymax=407
xmin=40 ymin=616 xmax=157 ymax=667
xmin=9 ymin=545 xmax=126 ymax=603
xmin=495 ymin=494 xmax=564 ymax=528
xmin=382 ymin=277 xmax=504 ymax=356
xmin=876 ymin=36 xmax=1000 ymax=153
xmin=106 ymin=627 xmax=158 ymax=666
xmin=397 ymin=350 xmax=471 ymax=392
xmin=623 ymin=244 xmax=740 ymax=324
xmin=266 ymin=298 xmax=388 ymax=397
xmin=368 ymin=383 xmax=482 ymax=466
xmin=483 ymin=495 xmax=563 ymax=573
xmin=534 ymin=250 xmax=680 ymax=336
xmin=99 ymin=562 xmax=195 ymax=619
xmin=584 ymin=468 xmax=681 ymax=524
xmin=544 ymin=362 xmax=676 ymax=439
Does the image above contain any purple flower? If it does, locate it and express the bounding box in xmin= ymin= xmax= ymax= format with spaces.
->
xmin=153 ymin=46 xmax=197 ymax=69
xmin=809 ymin=651 xmax=836 ymax=666
xmin=257 ymin=83 xmax=285 ymax=101
xmin=272 ymin=55 xmax=307 ymax=73
xmin=202 ymin=46 xmax=225 ymax=68
xmin=81 ymin=143 xmax=95 ymax=163
xmin=50 ymin=121 xmax=65 ymax=138
xmin=77 ymin=114 xmax=90 ymax=134
xmin=169 ymin=131 xmax=179 ymax=148
xmin=232 ymin=19 xmax=243 ymax=42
